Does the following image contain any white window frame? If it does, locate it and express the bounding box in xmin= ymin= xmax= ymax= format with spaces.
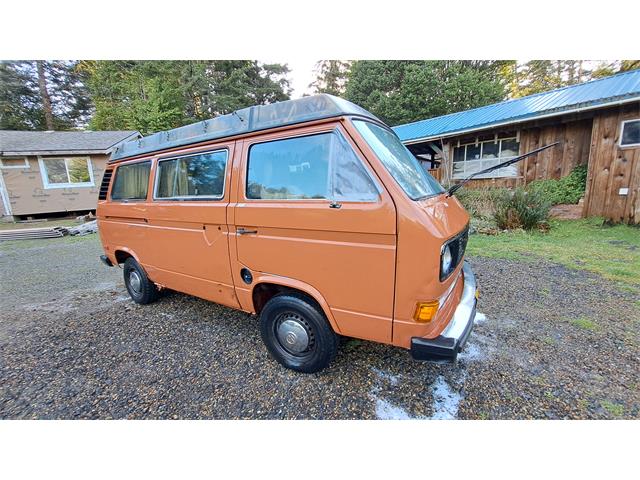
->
xmin=619 ymin=119 xmax=640 ymax=148
xmin=38 ymin=156 xmax=95 ymax=189
xmin=451 ymin=136 xmax=521 ymax=180
xmin=0 ymin=157 xmax=29 ymax=169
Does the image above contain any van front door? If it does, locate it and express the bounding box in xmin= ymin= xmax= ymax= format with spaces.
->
xmin=143 ymin=142 xmax=239 ymax=309
xmin=231 ymin=123 xmax=397 ymax=343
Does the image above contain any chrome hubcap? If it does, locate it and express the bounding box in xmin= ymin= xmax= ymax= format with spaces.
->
xmin=129 ymin=270 xmax=142 ymax=294
xmin=276 ymin=314 xmax=311 ymax=354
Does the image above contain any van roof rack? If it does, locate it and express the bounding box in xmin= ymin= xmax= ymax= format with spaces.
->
xmin=109 ymin=94 xmax=381 ymax=162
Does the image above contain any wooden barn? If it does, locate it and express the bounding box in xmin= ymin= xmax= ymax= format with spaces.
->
xmin=393 ymin=69 xmax=640 ymax=224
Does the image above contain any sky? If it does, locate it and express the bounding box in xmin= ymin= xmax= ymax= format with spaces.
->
xmin=268 ymin=59 xmax=317 ymax=98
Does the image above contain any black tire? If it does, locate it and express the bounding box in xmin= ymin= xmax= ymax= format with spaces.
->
xmin=123 ymin=257 xmax=159 ymax=305
xmin=260 ymin=294 xmax=338 ymax=373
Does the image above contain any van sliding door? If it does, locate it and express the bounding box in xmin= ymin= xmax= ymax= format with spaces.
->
xmin=143 ymin=142 xmax=239 ymax=309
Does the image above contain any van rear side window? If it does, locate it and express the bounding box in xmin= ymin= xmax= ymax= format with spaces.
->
xmin=111 ymin=161 xmax=151 ymax=201
xmin=155 ymin=150 xmax=227 ymax=200
xmin=247 ymin=131 xmax=379 ymax=201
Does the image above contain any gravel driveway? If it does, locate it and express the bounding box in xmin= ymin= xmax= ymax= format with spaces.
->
xmin=1 ymin=235 xmax=638 ymax=419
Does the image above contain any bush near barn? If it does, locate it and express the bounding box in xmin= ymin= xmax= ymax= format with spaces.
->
xmin=456 ymin=164 xmax=588 ymax=233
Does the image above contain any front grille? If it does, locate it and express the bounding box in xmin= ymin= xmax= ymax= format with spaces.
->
xmin=98 ymin=168 xmax=113 ymax=200
xmin=440 ymin=224 xmax=469 ymax=281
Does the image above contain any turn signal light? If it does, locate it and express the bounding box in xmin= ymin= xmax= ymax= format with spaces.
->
xmin=414 ymin=301 xmax=439 ymax=323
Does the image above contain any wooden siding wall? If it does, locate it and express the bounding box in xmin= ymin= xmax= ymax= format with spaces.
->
xmin=443 ymin=118 xmax=593 ymax=190
xmin=520 ymin=119 xmax=592 ymax=182
xmin=584 ymin=103 xmax=640 ymax=223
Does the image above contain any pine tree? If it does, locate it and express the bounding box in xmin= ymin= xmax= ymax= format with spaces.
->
xmin=344 ymin=61 xmax=506 ymax=125
xmin=0 ymin=60 xmax=92 ymax=130
xmin=82 ymin=60 xmax=291 ymax=135
xmin=309 ymin=60 xmax=351 ymax=96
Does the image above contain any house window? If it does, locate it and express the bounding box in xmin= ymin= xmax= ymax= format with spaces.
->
xmin=452 ymin=137 xmax=520 ymax=179
xmin=39 ymin=157 xmax=94 ymax=188
xmin=620 ymin=119 xmax=640 ymax=147
xmin=0 ymin=157 xmax=29 ymax=169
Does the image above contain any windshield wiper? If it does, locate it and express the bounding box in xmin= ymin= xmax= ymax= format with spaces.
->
xmin=446 ymin=142 xmax=559 ymax=197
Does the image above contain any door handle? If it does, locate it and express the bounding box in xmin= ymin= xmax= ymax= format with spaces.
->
xmin=237 ymin=228 xmax=258 ymax=235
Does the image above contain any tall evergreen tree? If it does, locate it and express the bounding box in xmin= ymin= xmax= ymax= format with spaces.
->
xmin=0 ymin=60 xmax=91 ymax=130
xmin=345 ymin=61 xmax=507 ymax=125
xmin=503 ymin=60 xmax=635 ymax=98
xmin=309 ymin=60 xmax=351 ymax=96
xmin=82 ymin=60 xmax=291 ymax=135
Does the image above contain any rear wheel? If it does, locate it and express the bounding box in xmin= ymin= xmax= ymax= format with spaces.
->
xmin=123 ymin=257 xmax=159 ymax=305
xmin=260 ymin=294 xmax=338 ymax=373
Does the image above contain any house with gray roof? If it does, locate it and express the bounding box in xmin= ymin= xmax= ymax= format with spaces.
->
xmin=393 ymin=69 xmax=640 ymax=224
xmin=0 ymin=130 xmax=140 ymax=220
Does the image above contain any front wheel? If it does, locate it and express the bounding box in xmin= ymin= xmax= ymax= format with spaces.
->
xmin=260 ymin=294 xmax=338 ymax=373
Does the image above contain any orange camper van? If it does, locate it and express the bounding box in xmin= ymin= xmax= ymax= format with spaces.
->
xmin=97 ymin=95 xmax=477 ymax=373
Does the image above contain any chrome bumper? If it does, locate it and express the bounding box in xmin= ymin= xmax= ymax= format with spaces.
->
xmin=410 ymin=262 xmax=477 ymax=361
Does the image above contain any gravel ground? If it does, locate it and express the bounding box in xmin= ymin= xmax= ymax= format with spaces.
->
xmin=1 ymin=235 xmax=638 ymax=419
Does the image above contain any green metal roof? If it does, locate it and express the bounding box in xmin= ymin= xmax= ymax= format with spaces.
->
xmin=393 ymin=69 xmax=640 ymax=143
xmin=110 ymin=94 xmax=380 ymax=161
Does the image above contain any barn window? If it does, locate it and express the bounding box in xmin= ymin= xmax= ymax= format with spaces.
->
xmin=452 ymin=136 xmax=520 ymax=179
xmin=39 ymin=157 xmax=94 ymax=189
xmin=620 ymin=119 xmax=640 ymax=147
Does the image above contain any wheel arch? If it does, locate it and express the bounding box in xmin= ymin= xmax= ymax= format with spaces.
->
xmin=113 ymin=247 xmax=141 ymax=265
xmin=251 ymin=275 xmax=342 ymax=335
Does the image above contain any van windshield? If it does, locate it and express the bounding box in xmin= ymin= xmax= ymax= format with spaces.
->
xmin=352 ymin=120 xmax=444 ymax=200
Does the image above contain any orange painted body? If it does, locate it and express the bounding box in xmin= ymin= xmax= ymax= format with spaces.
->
xmin=97 ymin=116 xmax=470 ymax=350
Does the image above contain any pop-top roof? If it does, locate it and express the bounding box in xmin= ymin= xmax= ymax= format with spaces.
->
xmin=110 ymin=94 xmax=380 ymax=161
xmin=393 ymin=69 xmax=640 ymax=143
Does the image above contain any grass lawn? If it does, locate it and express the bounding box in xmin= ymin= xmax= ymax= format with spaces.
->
xmin=467 ymin=218 xmax=640 ymax=288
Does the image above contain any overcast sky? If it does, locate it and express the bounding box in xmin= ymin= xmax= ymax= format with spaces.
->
xmin=266 ymin=59 xmax=317 ymax=98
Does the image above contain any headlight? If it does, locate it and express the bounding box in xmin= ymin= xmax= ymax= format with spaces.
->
xmin=441 ymin=244 xmax=453 ymax=276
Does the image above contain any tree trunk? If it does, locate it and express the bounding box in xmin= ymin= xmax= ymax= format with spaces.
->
xmin=36 ymin=61 xmax=55 ymax=130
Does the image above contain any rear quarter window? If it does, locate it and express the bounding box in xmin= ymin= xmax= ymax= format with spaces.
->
xmin=111 ymin=161 xmax=151 ymax=201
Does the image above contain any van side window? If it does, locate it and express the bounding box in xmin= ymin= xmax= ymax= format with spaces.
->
xmin=111 ymin=161 xmax=151 ymax=201
xmin=247 ymin=131 xmax=379 ymax=201
xmin=155 ymin=150 xmax=227 ymax=199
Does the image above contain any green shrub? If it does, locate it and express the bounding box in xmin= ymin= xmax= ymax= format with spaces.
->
xmin=494 ymin=187 xmax=551 ymax=231
xmin=526 ymin=164 xmax=588 ymax=206
xmin=455 ymin=187 xmax=507 ymax=220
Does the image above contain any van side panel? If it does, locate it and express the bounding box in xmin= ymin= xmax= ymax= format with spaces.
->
xmin=230 ymin=122 xmax=397 ymax=344
xmin=98 ymin=143 xmax=240 ymax=310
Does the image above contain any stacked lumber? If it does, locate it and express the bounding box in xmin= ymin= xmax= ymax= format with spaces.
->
xmin=66 ymin=220 xmax=98 ymax=236
xmin=0 ymin=226 xmax=66 ymax=241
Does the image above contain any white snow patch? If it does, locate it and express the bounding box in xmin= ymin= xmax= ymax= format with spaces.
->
xmin=375 ymin=397 xmax=412 ymax=420
xmin=474 ymin=312 xmax=487 ymax=324
xmin=458 ymin=342 xmax=483 ymax=362
xmin=430 ymin=375 xmax=463 ymax=420
xmin=371 ymin=367 xmax=400 ymax=386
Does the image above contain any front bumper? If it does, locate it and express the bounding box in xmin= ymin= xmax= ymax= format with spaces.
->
xmin=410 ymin=262 xmax=477 ymax=362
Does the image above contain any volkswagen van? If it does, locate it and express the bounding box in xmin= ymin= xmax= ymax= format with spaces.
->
xmin=97 ymin=95 xmax=477 ymax=373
